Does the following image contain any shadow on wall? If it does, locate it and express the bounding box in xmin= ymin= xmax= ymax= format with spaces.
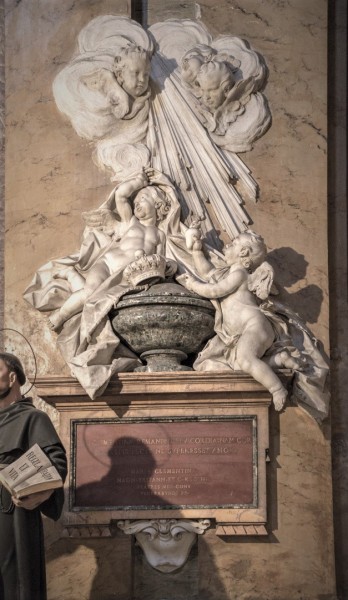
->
xmin=267 ymin=247 xmax=323 ymax=325
xmin=46 ymin=533 xmax=232 ymax=600
xmin=44 ymin=436 xmax=235 ymax=600
xmin=44 ymin=417 xmax=285 ymax=599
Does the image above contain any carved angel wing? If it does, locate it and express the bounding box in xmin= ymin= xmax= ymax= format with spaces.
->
xmin=82 ymin=208 xmax=119 ymax=234
xmin=81 ymin=68 xmax=129 ymax=121
xmin=248 ymin=261 xmax=274 ymax=300
xmin=224 ymin=77 xmax=255 ymax=106
xmin=213 ymin=78 xmax=256 ymax=135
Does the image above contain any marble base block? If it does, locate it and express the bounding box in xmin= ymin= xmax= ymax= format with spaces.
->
xmin=39 ymin=372 xmax=336 ymax=600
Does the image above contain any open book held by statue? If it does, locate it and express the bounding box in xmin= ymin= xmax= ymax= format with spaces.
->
xmin=0 ymin=444 xmax=63 ymax=499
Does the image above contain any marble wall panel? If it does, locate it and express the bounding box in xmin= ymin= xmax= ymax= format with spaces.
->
xmin=147 ymin=0 xmax=198 ymax=25
xmin=46 ymin=531 xmax=132 ymax=600
xmin=4 ymin=0 xmax=128 ymax=375
xmin=144 ymin=0 xmax=329 ymax=348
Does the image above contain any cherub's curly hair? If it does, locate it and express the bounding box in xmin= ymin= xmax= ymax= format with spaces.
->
xmin=227 ymin=230 xmax=267 ymax=270
xmin=113 ymin=43 xmax=151 ymax=76
xmin=196 ymin=59 xmax=235 ymax=91
xmin=134 ymin=187 xmax=171 ymax=223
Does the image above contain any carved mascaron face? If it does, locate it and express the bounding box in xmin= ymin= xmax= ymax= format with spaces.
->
xmin=117 ymin=55 xmax=150 ymax=98
xmin=136 ymin=525 xmax=197 ymax=573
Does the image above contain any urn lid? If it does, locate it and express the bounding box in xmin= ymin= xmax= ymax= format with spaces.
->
xmin=116 ymin=281 xmax=214 ymax=311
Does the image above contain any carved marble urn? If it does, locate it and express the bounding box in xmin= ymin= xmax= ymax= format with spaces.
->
xmin=111 ymin=281 xmax=215 ymax=372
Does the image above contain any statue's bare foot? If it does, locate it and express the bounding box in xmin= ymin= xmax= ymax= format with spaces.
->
xmin=278 ymin=350 xmax=306 ymax=372
xmin=48 ymin=310 xmax=63 ymax=332
xmin=272 ymin=387 xmax=287 ymax=412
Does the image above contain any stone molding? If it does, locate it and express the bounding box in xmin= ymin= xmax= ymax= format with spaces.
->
xmin=34 ymin=371 xmax=287 ymax=403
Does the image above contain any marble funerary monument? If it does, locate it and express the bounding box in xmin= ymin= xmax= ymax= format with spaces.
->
xmin=4 ymin=1 xmax=337 ymax=599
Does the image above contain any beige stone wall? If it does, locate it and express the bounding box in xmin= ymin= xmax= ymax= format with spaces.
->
xmin=147 ymin=0 xmax=329 ymax=352
xmin=4 ymin=0 xmax=129 ymax=375
xmin=198 ymin=409 xmax=336 ymax=600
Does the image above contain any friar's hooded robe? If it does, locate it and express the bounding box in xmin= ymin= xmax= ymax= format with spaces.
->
xmin=0 ymin=398 xmax=67 ymax=600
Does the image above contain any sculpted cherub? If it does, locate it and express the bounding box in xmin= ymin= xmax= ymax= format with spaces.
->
xmin=81 ymin=42 xmax=152 ymax=123
xmin=193 ymin=59 xmax=255 ymax=135
xmin=180 ymin=45 xmax=256 ymax=137
xmin=113 ymin=43 xmax=151 ymax=99
xmin=181 ymin=44 xmax=218 ymax=86
xmin=48 ymin=168 xmax=171 ymax=331
xmin=180 ymin=231 xmax=304 ymax=411
xmin=194 ymin=60 xmax=236 ymax=113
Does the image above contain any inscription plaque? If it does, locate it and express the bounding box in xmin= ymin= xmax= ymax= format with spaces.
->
xmin=72 ymin=417 xmax=257 ymax=510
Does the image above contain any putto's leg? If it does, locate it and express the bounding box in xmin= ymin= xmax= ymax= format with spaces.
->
xmin=48 ymin=289 xmax=86 ymax=331
xmin=235 ymin=325 xmax=287 ymax=412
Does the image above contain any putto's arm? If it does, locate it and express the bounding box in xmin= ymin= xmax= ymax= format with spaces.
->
xmin=114 ymin=171 xmax=149 ymax=222
xmin=192 ymin=243 xmax=216 ymax=279
xmin=184 ymin=268 xmax=245 ymax=299
xmin=155 ymin=230 xmax=166 ymax=256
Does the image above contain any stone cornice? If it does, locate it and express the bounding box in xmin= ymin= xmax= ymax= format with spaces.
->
xmin=33 ymin=370 xmax=292 ymax=408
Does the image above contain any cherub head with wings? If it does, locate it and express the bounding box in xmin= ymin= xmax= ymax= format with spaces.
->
xmin=194 ymin=59 xmax=236 ymax=112
xmin=113 ymin=43 xmax=152 ymax=98
xmin=181 ymin=44 xmax=217 ymax=85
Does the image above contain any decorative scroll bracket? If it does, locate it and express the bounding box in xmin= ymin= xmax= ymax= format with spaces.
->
xmin=117 ymin=518 xmax=211 ymax=572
